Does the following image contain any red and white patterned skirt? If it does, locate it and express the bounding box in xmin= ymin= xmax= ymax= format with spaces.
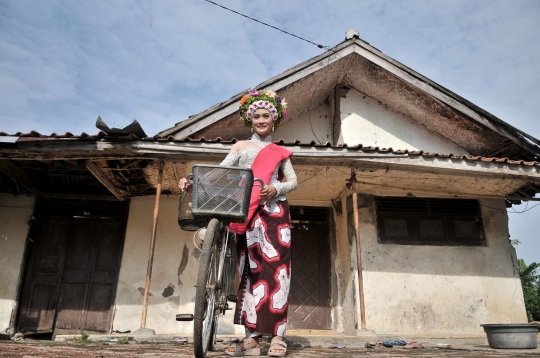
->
xmin=233 ymin=200 xmax=292 ymax=337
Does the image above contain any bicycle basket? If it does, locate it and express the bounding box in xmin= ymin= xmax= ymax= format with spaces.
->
xmin=191 ymin=164 xmax=253 ymax=223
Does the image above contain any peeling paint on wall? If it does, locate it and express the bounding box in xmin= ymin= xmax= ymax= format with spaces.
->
xmin=168 ymin=295 xmax=180 ymax=306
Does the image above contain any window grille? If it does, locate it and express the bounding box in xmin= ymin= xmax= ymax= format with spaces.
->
xmin=375 ymin=197 xmax=486 ymax=246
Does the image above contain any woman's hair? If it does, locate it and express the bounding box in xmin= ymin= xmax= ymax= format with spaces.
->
xmin=238 ymin=90 xmax=288 ymax=128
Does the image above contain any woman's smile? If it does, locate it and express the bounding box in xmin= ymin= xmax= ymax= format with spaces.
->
xmin=252 ymin=108 xmax=274 ymax=137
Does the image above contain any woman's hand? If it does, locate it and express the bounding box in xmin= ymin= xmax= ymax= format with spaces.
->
xmin=178 ymin=178 xmax=192 ymax=192
xmin=259 ymin=185 xmax=277 ymax=201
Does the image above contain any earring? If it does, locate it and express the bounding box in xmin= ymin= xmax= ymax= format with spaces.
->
xmin=251 ymin=127 xmax=253 ymax=132
xmin=272 ymin=125 xmax=275 ymax=132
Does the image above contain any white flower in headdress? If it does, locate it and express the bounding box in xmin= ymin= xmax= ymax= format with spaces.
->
xmin=281 ymin=99 xmax=288 ymax=109
xmin=266 ymin=90 xmax=277 ymax=98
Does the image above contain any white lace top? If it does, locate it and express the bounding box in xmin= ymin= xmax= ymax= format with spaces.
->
xmin=220 ymin=133 xmax=297 ymax=203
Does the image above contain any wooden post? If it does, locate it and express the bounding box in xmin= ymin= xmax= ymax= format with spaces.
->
xmin=351 ymin=168 xmax=367 ymax=329
xmin=140 ymin=160 xmax=164 ymax=328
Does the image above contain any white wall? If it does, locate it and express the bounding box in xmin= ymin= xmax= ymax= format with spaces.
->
xmin=0 ymin=194 xmax=35 ymax=335
xmin=340 ymin=89 xmax=468 ymax=154
xmin=112 ymin=195 xmax=242 ymax=335
xmin=344 ymin=194 xmax=527 ymax=335
xmin=112 ymin=193 xmax=526 ymax=336
xmin=275 ymin=103 xmax=332 ymax=144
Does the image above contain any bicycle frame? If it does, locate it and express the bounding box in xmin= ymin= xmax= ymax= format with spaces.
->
xmin=178 ymin=169 xmax=267 ymax=358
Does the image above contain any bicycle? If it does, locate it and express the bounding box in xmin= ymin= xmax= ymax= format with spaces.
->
xmin=176 ymin=164 xmax=264 ymax=358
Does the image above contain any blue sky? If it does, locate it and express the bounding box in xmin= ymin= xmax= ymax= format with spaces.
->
xmin=0 ymin=0 xmax=539 ymax=264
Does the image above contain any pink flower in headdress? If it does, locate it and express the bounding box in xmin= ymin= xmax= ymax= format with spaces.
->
xmin=249 ymin=90 xmax=260 ymax=96
xmin=283 ymin=108 xmax=288 ymax=118
xmin=266 ymin=90 xmax=277 ymax=98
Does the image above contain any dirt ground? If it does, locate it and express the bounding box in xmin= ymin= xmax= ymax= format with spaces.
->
xmin=1 ymin=340 xmax=539 ymax=358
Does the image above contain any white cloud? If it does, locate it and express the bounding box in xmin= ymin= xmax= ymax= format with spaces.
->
xmin=0 ymin=0 xmax=539 ymax=261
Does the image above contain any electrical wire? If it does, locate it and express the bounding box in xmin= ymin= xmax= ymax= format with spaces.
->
xmin=298 ymin=167 xmax=325 ymax=185
xmin=513 ymin=202 xmax=540 ymax=213
xmin=202 ymin=0 xmax=325 ymax=49
xmin=201 ymin=0 xmax=336 ymax=144
xmin=510 ymin=201 xmax=529 ymax=213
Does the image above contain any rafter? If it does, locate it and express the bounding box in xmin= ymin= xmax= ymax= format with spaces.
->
xmin=0 ymin=160 xmax=43 ymax=196
xmin=85 ymin=161 xmax=126 ymax=201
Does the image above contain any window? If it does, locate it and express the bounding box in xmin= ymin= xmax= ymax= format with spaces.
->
xmin=375 ymin=197 xmax=486 ymax=246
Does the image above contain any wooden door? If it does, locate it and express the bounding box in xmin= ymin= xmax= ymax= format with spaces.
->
xmin=17 ymin=200 xmax=128 ymax=334
xmin=288 ymin=207 xmax=331 ymax=329
xmin=55 ymin=217 xmax=126 ymax=332
xmin=17 ymin=217 xmax=70 ymax=333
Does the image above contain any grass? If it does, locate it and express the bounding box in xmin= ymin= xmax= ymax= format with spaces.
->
xmin=73 ymin=330 xmax=92 ymax=344
xmin=117 ymin=337 xmax=130 ymax=345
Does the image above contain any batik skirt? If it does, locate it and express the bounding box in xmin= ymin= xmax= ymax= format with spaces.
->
xmin=233 ymin=200 xmax=292 ymax=337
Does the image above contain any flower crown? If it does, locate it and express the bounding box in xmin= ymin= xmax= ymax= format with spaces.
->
xmin=238 ymin=90 xmax=288 ymax=128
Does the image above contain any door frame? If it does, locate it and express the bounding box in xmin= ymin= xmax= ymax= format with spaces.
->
xmin=288 ymin=205 xmax=334 ymax=329
xmin=13 ymin=198 xmax=129 ymax=336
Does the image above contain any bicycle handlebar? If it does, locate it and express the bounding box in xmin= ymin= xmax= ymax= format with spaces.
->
xmin=253 ymin=178 xmax=265 ymax=189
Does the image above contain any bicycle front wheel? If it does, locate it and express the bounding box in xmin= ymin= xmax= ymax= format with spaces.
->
xmin=193 ymin=218 xmax=221 ymax=358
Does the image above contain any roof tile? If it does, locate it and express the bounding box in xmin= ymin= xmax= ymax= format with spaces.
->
xmin=3 ymin=131 xmax=540 ymax=169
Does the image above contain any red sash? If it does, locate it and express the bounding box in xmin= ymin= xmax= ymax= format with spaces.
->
xmin=229 ymin=143 xmax=293 ymax=235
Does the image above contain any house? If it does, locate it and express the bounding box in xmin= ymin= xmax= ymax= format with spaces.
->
xmin=1 ymin=30 xmax=539 ymax=340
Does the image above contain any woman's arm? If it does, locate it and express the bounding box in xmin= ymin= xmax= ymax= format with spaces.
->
xmin=273 ymin=158 xmax=297 ymax=196
xmin=220 ymin=142 xmax=245 ymax=166
xmin=220 ymin=150 xmax=239 ymax=166
xmin=179 ymin=143 xmax=242 ymax=190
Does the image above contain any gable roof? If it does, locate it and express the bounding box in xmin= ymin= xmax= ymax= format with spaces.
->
xmin=160 ymin=37 xmax=540 ymax=161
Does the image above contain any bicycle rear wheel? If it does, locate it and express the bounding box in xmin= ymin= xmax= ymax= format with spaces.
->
xmin=193 ymin=218 xmax=221 ymax=358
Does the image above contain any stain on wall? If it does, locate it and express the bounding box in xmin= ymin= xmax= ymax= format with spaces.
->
xmin=137 ymin=287 xmax=152 ymax=296
xmin=162 ymin=283 xmax=175 ymax=298
xmin=360 ymin=195 xmax=526 ymax=335
xmin=191 ymin=247 xmax=201 ymax=260
xmin=177 ymin=245 xmax=189 ymax=286
xmin=113 ymin=196 xmax=245 ymax=336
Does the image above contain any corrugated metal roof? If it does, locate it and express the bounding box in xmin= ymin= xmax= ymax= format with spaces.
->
xmin=0 ymin=131 xmax=143 ymax=140
xmin=2 ymin=131 xmax=539 ymax=168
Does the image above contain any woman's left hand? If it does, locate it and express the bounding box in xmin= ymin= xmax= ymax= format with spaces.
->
xmin=259 ymin=185 xmax=277 ymax=201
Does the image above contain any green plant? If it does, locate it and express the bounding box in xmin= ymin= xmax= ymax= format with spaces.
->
xmin=519 ymin=259 xmax=540 ymax=321
xmin=118 ymin=337 xmax=129 ymax=345
xmin=74 ymin=330 xmax=92 ymax=344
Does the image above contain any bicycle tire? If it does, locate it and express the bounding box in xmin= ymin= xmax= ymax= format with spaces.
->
xmin=193 ymin=218 xmax=221 ymax=358
xmin=208 ymin=308 xmax=219 ymax=352
xmin=208 ymin=231 xmax=237 ymax=352
xmin=224 ymin=233 xmax=238 ymax=297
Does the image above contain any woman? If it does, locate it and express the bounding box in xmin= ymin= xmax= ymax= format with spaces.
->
xmin=180 ymin=90 xmax=296 ymax=357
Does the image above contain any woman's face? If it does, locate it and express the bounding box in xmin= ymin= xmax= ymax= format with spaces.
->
xmin=251 ymin=108 xmax=274 ymax=136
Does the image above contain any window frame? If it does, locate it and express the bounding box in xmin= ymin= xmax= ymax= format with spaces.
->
xmin=375 ymin=197 xmax=487 ymax=246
